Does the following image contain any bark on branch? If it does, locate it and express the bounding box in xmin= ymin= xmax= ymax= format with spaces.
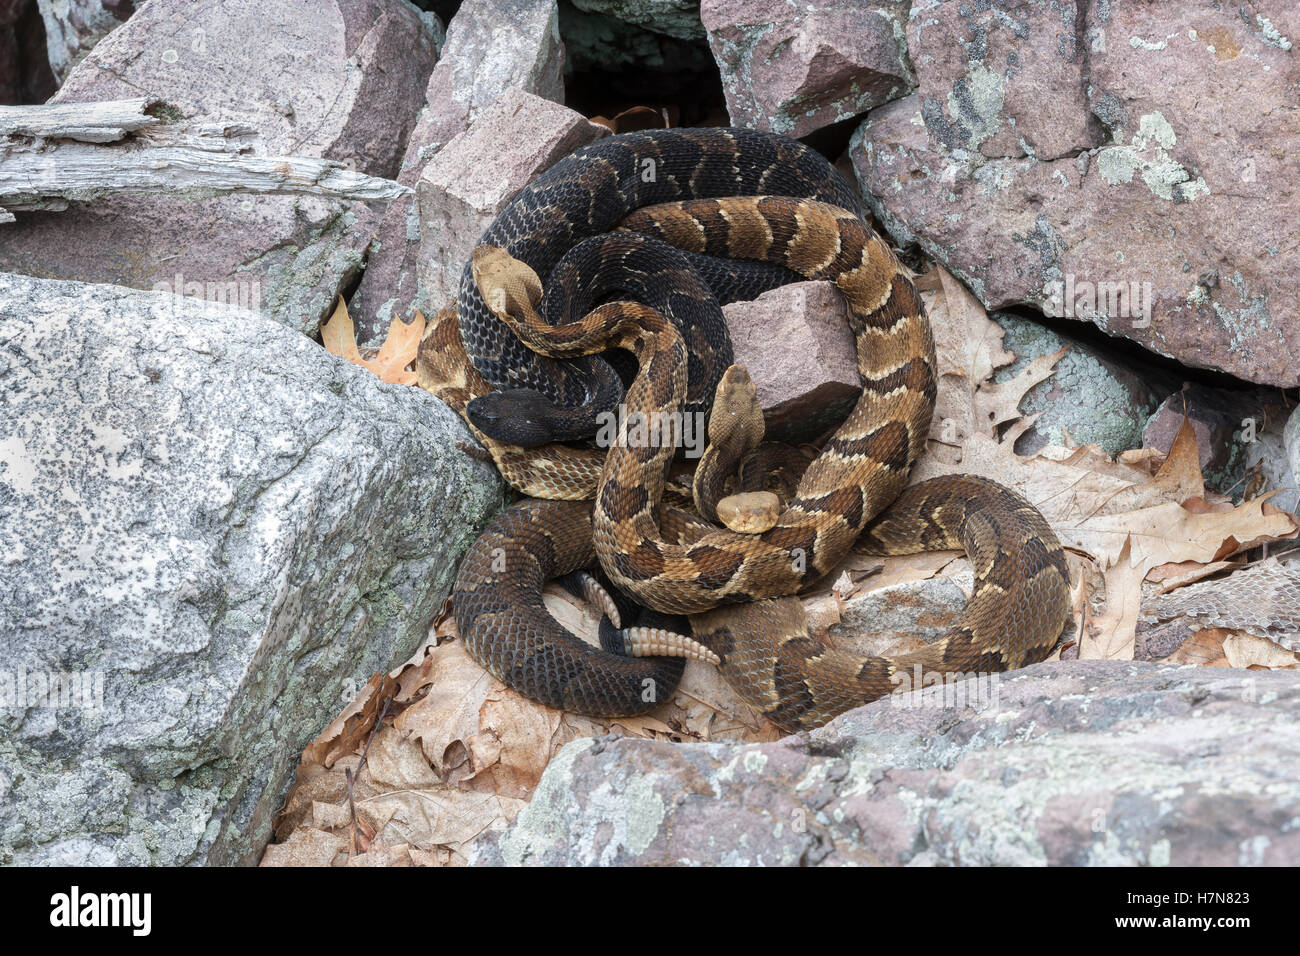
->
xmin=0 ymin=97 xmax=410 ymax=221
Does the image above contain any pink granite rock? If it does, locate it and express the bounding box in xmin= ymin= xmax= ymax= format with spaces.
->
xmin=851 ymin=0 xmax=1300 ymax=387
xmin=0 ymin=0 xmax=437 ymax=335
xmin=908 ymin=0 xmax=1100 ymax=160
xmin=349 ymin=0 xmax=566 ymax=341
xmin=416 ymin=88 xmax=608 ymax=314
xmin=702 ymin=0 xmax=914 ymax=138
xmin=473 ymin=662 xmax=1300 ymax=865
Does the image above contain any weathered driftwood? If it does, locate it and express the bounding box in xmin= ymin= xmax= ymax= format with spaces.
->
xmin=0 ymin=97 xmax=410 ymax=216
xmin=0 ymin=97 xmax=167 ymax=142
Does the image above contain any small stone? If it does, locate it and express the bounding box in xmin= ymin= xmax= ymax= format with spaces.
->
xmin=723 ymin=281 xmax=859 ymax=444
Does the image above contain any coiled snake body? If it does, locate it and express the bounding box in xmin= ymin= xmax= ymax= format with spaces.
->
xmin=420 ymin=128 xmax=1070 ymax=732
xmin=457 ymin=127 xmax=860 ymax=446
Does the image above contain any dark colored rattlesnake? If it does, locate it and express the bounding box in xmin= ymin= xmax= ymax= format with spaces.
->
xmin=456 ymin=127 xmax=860 ymax=447
xmin=419 ymin=128 xmax=1071 ymax=732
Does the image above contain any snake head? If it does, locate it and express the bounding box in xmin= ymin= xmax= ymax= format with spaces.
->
xmin=467 ymin=388 xmax=557 ymax=447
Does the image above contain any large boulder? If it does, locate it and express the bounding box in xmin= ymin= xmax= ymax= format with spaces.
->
xmin=0 ymin=273 xmax=504 ymax=865
xmin=474 ymin=662 xmax=1300 ymax=865
xmin=0 ymin=0 xmax=438 ymax=336
xmin=851 ymin=0 xmax=1300 ymax=387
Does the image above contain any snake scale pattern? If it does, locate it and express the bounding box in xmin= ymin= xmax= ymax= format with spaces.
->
xmin=419 ymin=128 xmax=1071 ymax=732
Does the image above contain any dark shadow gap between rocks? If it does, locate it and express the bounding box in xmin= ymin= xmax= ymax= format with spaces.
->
xmin=2 ymin=0 xmax=58 ymax=105
xmin=996 ymin=301 xmax=1298 ymax=404
xmin=800 ymin=114 xmax=865 ymax=171
xmin=558 ymin=0 xmax=727 ymax=128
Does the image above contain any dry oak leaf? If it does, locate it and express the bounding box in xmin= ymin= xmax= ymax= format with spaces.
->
xmin=321 ymin=296 xmax=425 ymax=386
xmin=1079 ymin=538 xmax=1146 ymax=660
xmin=916 ymin=265 xmax=1066 ymax=469
xmin=299 ymin=671 xmax=401 ymax=770
xmin=1061 ymin=494 xmax=1297 ymax=575
xmin=1221 ymin=632 xmax=1300 ymax=669
xmin=260 ymin=827 xmax=346 ymax=867
xmin=589 ymin=104 xmax=673 ymax=133
xmin=392 ymin=633 xmax=604 ymax=796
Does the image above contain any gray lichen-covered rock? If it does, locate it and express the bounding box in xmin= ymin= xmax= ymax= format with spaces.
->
xmin=0 ymin=0 xmax=437 ymax=337
xmin=36 ymin=0 xmax=133 ymax=83
xmin=850 ymin=0 xmax=1300 ymax=388
xmin=350 ymin=0 xmax=566 ymax=341
xmin=1241 ymin=404 xmax=1299 ymax=513
xmin=474 ymin=662 xmax=1300 ymax=865
xmin=703 ymin=0 xmax=913 ymax=138
xmin=992 ymin=312 xmax=1172 ymax=457
xmin=0 ymin=273 xmax=504 ymax=866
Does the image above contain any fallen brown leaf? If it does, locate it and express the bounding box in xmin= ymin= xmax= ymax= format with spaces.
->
xmin=321 ymin=297 xmax=425 ymax=386
xmin=589 ymin=105 xmax=673 ymax=133
xmin=1221 ymin=632 xmax=1300 ymax=670
xmin=1079 ymin=538 xmax=1145 ymax=659
xmin=1163 ymin=628 xmax=1232 ymax=667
